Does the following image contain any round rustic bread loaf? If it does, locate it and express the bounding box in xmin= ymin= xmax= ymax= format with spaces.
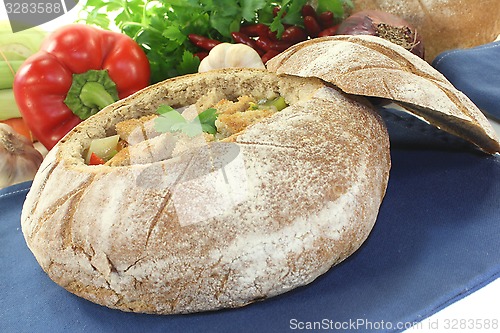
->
xmin=21 ymin=68 xmax=390 ymax=314
xmin=349 ymin=0 xmax=500 ymax=61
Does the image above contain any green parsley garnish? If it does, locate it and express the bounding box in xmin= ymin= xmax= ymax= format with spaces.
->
xmin=154 ymin=105 xmax=218 ymax=137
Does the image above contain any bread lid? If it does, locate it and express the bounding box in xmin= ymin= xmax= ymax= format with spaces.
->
xmin=266 ymin=35 xmax=500 ymax=154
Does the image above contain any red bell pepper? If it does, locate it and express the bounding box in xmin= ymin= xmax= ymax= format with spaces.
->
xmin=13 ymin=24 xmax=151 ymax=150
xmin=88 ymin=152 xmax=106 ymax=166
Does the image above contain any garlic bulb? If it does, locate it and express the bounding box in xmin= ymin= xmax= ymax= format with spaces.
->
xmin=198 ymin=43 xmax=265 ymax=72
xmin=0 ymin=123 xmax=43 ymax=188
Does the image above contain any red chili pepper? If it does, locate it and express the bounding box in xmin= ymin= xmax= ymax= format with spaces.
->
xmin=318 ymin=25 xmax=340 ymax=37
xmin=13 ymin=24 xmax=150 ymax=150
xmin=261 ymin=50 xmax=281 ymax=63
xmin=267 ymin=28 xmax=278 ymax=41
xmin=255 ymin=38 xmax=292 ymax=52
xmin=281 ymin=26 xmax=308 ymax=43
xmin=273 ymin=6 xmax=283 ymax=17
xmin=255 ymin=37 xmax=271 ymax=51
xmin=231 ymin=32 xmax=258 ymax=49
xmin=231 ymin=32 xmax=266 ymax=56
xmin=239 ymin=23 xmax=269 ymax=38
xmin=194 ymin=51 xmax=209 ymax=61
xmin=319 ymin=11 xmax=335 ymax=28
xmin=303 ymin=15 xmax=322 ymax=38
xmin=188 ymin=34 xmax=221 ymax=51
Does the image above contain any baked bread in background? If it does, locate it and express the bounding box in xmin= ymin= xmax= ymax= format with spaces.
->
xmin=21 ymin=68 xmax=391 ymax=314
xmin=349 ymin=0 xmax=500 ymax=61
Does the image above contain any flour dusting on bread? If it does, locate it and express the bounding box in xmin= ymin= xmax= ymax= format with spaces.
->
xmin=21 ymin=69 xmax=390 ymax=314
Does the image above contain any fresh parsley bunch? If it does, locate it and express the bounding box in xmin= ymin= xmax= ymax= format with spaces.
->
xmin=80 ymin=0 xmax=352 ymax=83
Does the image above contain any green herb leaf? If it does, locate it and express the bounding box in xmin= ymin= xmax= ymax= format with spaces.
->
xmin=176 ymin=50 xmax=201 ymax=76
xmin=282 ymin=0 xmax=308 ymax=25
xmin=317 ymin=0 xmax=353 ymax=19
xmin=163 ymin=25 xmax=187 ymax=44
xmin=154 ymin=105 xmax=219 ymax=136
xmin=157 ymin=105 xmax=176 ymax=115
xmin=195 ymin=107 xmax=218 ymax=134
xmin=197 ymin=107 xmax=218 ymax=126
xmin=190 ymin=107 xmax=219 ymax=135
xmin=154 ymin=106 xmax=187 ymax=132
xmin=181 ymin=122 xmax=203 ymax=137
xmin=200 ymin=123 xmax=217 ymax=135
xmin=241 ymin=0 xmax=267 ymax=21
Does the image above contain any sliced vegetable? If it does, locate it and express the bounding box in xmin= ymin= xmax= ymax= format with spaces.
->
xmin=261 ymin=96 xmax=287 ymax=111
xmin=85 ymin=134 xmax=120 ymax=164
xmin=13 ymin=24 xmax=151 ymax=150
xmin=88 ymin=152 xmax=106 ymax=165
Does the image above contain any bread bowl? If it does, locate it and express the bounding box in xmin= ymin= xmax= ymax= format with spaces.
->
xmin=349 ymin=0 xmax=500 ymax=61
xmin=21 ymin=68 xmax=391 ymax=314
xmin=266 ymin=35 xmax=500 ymax=154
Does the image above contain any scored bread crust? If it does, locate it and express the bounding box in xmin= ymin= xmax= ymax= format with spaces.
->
xmin=266 ymin=35 xmax=500 ymax=154
xmin=21 ymin=68 xmax=390 ymax=314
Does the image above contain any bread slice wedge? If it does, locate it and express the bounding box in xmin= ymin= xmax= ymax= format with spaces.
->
xmin=266 ymin=35 xmax=500 ymax=154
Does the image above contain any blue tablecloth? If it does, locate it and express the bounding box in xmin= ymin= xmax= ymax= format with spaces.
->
xmin=433 ymin=41 xmax=500 ymax=120
xmin=1 ymin=143 xmax=499 ymax=333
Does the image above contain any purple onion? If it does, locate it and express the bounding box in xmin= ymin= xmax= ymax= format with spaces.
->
xmin=336 ymin=10 xmax=425 ymax=58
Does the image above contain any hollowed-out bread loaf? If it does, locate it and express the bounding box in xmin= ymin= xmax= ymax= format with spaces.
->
xmin=21 ymin=68 xmax=390 ymax=314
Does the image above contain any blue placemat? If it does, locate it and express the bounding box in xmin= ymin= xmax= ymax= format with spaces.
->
xmin=1 ymin=144 xmax=499 ymax=333
xmin=432 ymin=41 xmax=500 ymax=121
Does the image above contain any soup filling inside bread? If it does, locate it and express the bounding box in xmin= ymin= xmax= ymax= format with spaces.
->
xmin=83 ymin=94 xmax=287 ymax=166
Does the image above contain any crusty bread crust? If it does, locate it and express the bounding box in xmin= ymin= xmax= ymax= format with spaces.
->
xmin=21 ymin=68 xmax=390 ymax=314
xmin=266 ymin=35 xmax=500 ymax=154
